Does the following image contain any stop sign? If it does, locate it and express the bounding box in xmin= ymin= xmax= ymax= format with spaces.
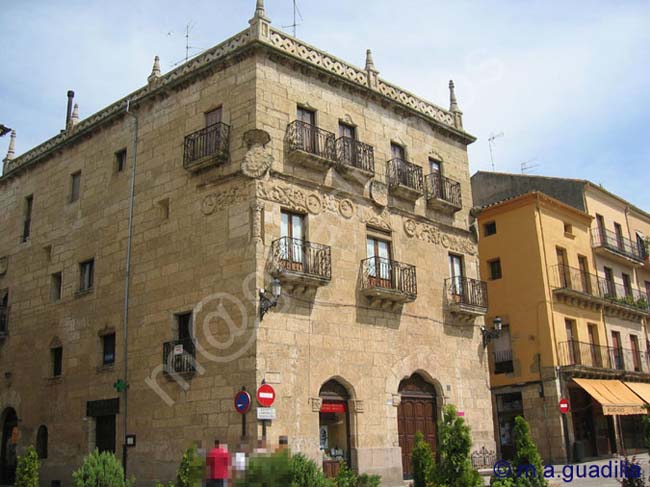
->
xmin=559 ymin=398 xmax=570 ymax=414
xmin=257 ymin=384 xmax=276 ymax=407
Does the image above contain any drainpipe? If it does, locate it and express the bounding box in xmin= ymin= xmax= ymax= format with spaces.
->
xmin=122 ymin=100 xmax=139 ymax=478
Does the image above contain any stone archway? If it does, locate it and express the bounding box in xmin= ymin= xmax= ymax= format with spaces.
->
xmin=397 ymin=373 xmax=438 ymax=480
xmin=0 ymin=407 xmax=18 ymax=484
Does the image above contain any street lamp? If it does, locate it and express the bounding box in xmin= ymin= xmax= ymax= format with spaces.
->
xmin=259 ymin=278 xmax=282 ymax=321
xmin=481 ymin=316 xmax=503 ymax=347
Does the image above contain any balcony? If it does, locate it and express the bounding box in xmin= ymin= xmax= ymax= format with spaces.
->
xmin=183 ymin=122 xmax=231 ymax=172
xmin=285 ymin=121 xmax=337 ymax=170
xmin=163 ymin=338 xmax=196 ymax=376
xmin=425 ymin=173 xmax=462 ymax=213
xmin=270 ymin=237 xmax=331 ymax=292
xmin=386 ymin=158 xmax=424 ymax=201
xmin=360 ymin=257 xmax=417 ymax=306
xmin=0 ymin=306 xmax=7 ymax=338
xmin=445 ymin=277 xmax=488 ymax=318
xmin=493 ymin=350 xmax=514 ymax=374
xmin=335 ymin=137 xmax=375 ymax=183
xmin=558 ymin=340 xmax=650 ymax=374
xmin=591 ymin=228 xmax=644 ymax=266
xmin=549 ymin=264 xmax=605 ymax=310
xmin=598 ymin=278 xmax=650 ymax=320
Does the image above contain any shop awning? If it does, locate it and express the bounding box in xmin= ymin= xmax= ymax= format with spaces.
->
xmin=624 ymin=382 xmax=650 ymax=408
xmin=573 ymin=378 xmax=647 ymax=415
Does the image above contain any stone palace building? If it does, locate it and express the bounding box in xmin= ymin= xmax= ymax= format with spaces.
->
xmin=0 ymin=1 xmax=495 ymax=484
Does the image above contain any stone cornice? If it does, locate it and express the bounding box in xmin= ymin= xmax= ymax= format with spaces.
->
xmin=2 ymin=22 xmax=475 ymax=180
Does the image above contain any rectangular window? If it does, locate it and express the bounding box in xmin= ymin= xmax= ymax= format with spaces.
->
xmin=95 ymin=415 xmax=116 ymax=454
xmin=578 ymin=255 xmax=591 ymax=294
xmin=51 ymin=272 xmax=62 ymax=302
xmin=630 ymin=335 xmax=641 ymax=372
xmin=484 ymin=221 xmax=497 ymax=236
xmin=176 ymin=312 xmax=192 ymax=340
xmin=614 ymin=222 xmax=624 ymax=250
xmin=297 ymin=107 xmax=316 ymax=125
xmin=280 ymin=210 xmax=305 ymax=268
xmin=297 ymin=107 xmax=316 ymax=152
xmin=429 ymin=158 xmax=441 ymax=173
xmin=449 ymin=253 xmax=464 ymax=296
xmin=205 ymin=107 xmax=223 ymax=127
xmin=603 ymin=267 xmax=615 ymax=297
xmin=367 ymin=236 xmax=392 ymax=284
xmin=390 ymin=143 xmax=405 ymax=161
xmin=79 ymin=259 xmax=94 ymax=292
xmin=622 ymin=273 xmax=633 ymax=298
xmin=102 ymin=333 xmax=116 ymax=366
xmin=587 ymin=324 xmax=601 ymax=367
xmin=645 ymin=281 xmax=650 ymax=299
xmin=51 ymin=346 xmax=63 ymax=377
xmin=488 ymin=258 xmax=502 ymax=280
xmin=556 ymin=247 xmax=570 ymax=288
xmin=636 ymin=233 xmax=646 ymax=258
xmin=70 ymin=171 xmax=81 ymax=203
xmin=115 ymin=149 xmax=127 ymax=173
xmin=565 ymin=319 xmax=578 ymax=365
xmin=22 ymin=195 xmax=33 ymax=242
xmin=563 ymin=222 xmax=573 ymax=236
xmin=493 ymin=324 xmax=514 ymax=374
xmin=338 ymin=122 xmax=355 ymax=140
xmin=611 ymin=331 xmax=624 ymax=370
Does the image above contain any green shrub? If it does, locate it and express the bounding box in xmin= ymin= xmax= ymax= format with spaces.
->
xmin=72 ymin=450 xmax=132 ymax=487
xmin=411 ymin=432 xmax=434 ymax=487
xmin=356 ymin=473 xmax=381 ymax=487
xmin=333 ymin=462 xmax=357 ymax=487
xmin=15 ymin=446 xmax=39 ymax=487
xmin=432 ymin=405 xmax=482 ymax=487
xmin=289 ymin=453 xmax=331 ymax=487
xmin=236 ymin=450 xmax=292 ymax=487
xmin=499 ymin=416 xmax=547 ymax=487
xmin=176 ymin=445 xmax=205 ymax=487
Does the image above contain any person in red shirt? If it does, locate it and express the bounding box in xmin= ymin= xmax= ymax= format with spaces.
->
xmin=206 ymin=440 xmax=231 ymax=487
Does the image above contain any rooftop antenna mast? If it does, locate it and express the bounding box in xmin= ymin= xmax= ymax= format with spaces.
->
xmin=170 ymin=21 xmax=206 ymax=67
xmin=520 ymin=158 xmax=540 ymax=174
xmin=282 ymin=0 xmax=303 ymax=37
xmin=488 ymin=132 xmax=504 ymax=171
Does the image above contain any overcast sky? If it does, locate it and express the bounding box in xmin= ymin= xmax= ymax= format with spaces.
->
xmin=1 ymin=0 xmax=649 ymax=209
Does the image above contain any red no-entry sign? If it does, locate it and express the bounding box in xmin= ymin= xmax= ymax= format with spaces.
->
xmin=257 ymin=384 xmax=276 ymax=407
xmin=559 ymin=398 xmax=570 ymax=414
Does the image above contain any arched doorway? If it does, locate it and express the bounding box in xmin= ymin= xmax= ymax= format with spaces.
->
xmin=319 ymin=379 xmax=352 ymax=478
xmin=397 ymin=373 xmax=438 ymax=479
xmin=0 ymin=407 xmax=18 ymax=484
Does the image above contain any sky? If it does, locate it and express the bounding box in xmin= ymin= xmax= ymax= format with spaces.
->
xmin=1 ymin=0 xmax=649 ymax=210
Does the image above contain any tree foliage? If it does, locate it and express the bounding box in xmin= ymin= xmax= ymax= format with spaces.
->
xmin=72 ymin=450 xmax=132 ymax=487
xmin=15 ymin=446 xmax=40 ymax=487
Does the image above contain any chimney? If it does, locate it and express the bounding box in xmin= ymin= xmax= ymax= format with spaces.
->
xmin=65 ymin=90 xmax=75 ymax=131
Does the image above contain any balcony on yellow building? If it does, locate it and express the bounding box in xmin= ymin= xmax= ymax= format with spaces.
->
xmin=549 ymin=264 xmax=604 ymax=311
xmin=558 ymin=340 xmax=650 ymax=375
xmin=591 ymin=227 xmax=644 ymax=266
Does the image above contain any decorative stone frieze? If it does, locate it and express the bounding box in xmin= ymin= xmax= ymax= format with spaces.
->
xmin=403 ymin=218 xmax=476 ymax=255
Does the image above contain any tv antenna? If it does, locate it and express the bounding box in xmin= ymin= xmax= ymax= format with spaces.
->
xmin=170 ymin=21 xmax=206 ymax=67
xmin=520 ymin=158 xmax=540 ymax=174
xmin=488 ymin=132 xmax=504 ymax=171
xmin=282 ymin=0 xmax=303 ymax=37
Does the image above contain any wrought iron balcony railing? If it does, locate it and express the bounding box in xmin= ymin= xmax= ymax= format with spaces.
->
xmin=598 ymin=278 xmax=650 ymax=312
xmin=0 ymin=307 xmax=7 ymax=336
xmin=446 ymin=276 xmax=488 ymax=309
xmin=162 ymin=338 xmax=196 ymax=375
xmin=591 ymin=227 xmax=644 ymax=262
xmin=286 ymin=120 xmax=336 ymax=161
xmin=271 ymin=237 xmax=332 ymax=281
xmin=558 ymin=340 xmax=649 ymax=373
xmin=386 ymin=158 xmax=423 ymax=193
xmin=183 ymin=122 xmax=230 ymax=170
xmin=360 ymin=257 xmax=417 ymax=297
xmin=425 ymin=172 xmax=462 ymax=208
xmin=549 ymin=264 xmax=602 ymax=298
xmin=335 ymin=137 xmax=374 ymax=174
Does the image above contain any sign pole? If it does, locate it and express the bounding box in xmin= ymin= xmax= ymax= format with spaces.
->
xmin=262 ymin=419 xmax=267 ymax=439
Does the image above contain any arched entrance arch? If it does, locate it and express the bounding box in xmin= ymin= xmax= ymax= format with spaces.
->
xmin=0 ymin=407 xmax=18 ymax=484
xmin=397 ymin=373 xmax=438 ymax=479
xmin=319 ymin=379 xmax=352 ymax=478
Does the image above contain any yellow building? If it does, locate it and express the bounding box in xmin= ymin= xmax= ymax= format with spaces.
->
xmin=474 ymin=189 xmax=650 ymax=464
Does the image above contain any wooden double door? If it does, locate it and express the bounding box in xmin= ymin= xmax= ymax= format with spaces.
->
xmin=397 ymin=374 xmax=438 ymax=479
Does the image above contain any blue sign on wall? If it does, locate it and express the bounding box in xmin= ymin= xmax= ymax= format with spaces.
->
xmin=234 ymin=391 xmax=251 ymax=414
